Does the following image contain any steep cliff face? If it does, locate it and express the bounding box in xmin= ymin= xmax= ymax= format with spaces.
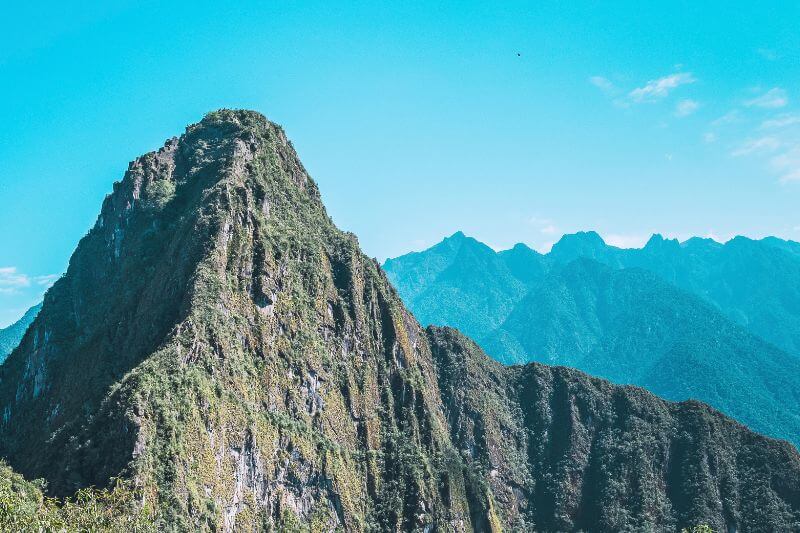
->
xmin=0 ymin=110 xmax=476 ymax=531
xmin=430 ymin=328 xmax=800 ymax=532
xmin=0 ymin=110 xmax=798 ymax=531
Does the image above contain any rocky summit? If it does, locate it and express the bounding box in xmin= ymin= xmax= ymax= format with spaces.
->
xmin=0 ymin=110 xmax=799 ymax=531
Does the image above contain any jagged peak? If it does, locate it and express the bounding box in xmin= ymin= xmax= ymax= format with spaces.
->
xmin=549 ymin=231 xmax=608 ymax=259
xmin=438 ymin=231 xmax=491 ymax=253
xmin=681 ymin=236 xmax=723 ymax=249
xmin=555 ymin=230 xmax=606 ymax=246
xmin=510 ymin=242 xmax=535 ymax=252
xmin=90 ymin=109 xmax=326 ymax=258
xmin=499 ymin=241 xmax=543 ymax=259
xmin=445 ymin=230 xmax=467 ymax=241
xmin=644 ymin=233 xmax=680 ymax=250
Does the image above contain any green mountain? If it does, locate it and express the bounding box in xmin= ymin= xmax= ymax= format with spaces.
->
xmin=0 ymin=304 xmax=41 ymax=362
xmin=483 ymin=259 xmax=800 ymax=445
xmin=383 ymin=232 xmax=539 ymax=340
xmin=384 ymin=233 xmax=800 ymax=447
xmin=1 ymin=111 xmax=799 ymax=531
xmin=549 ymin=231 xmax=800 ymax=356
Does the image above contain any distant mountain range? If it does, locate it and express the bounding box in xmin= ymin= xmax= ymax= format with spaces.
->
xmin=384 ymin=231 xmax=800 ymax=446
xmin=550 ymin=231 xmax=800 ymax=356
xmin=0 ymin=304 xmax=40 ymax=362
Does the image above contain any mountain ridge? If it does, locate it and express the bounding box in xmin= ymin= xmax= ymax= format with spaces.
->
xmin=1 ymin=110 xmax=799 ymax=531
xmin=384 ymin=230 xmax=800 ymax=447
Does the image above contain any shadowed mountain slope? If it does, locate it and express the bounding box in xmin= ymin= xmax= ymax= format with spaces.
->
xmin=1 ymin=111 xmax=798 ymax=531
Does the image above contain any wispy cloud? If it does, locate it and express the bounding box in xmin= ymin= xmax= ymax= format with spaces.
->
xmin=711 ymin=110 xmax=741 ymax=127
xmin=703 ymin=132 xmax=717 ymax=143
xmin=732 ymin=137 xmax=782 ymax=156
xmin=629 ymin=72 xmax=696 ymax=103
xmin=760 ymin=113 xmax=800 ymax=129
xmin=745 ymin=87 xmax=788 ymax=109
xmin=770 ymin=148 xmax=800 ymax=183
xmin=0 ymin=267 xmax=30 ymax=292
xmin=589 ymin=76 xmax=616 ymax=95
xmin=0 ymin=268 xmax=59 ymax=296
xmin=34 ymin=274 xmax=59 ymax=287
xmin=675 ymin=99 xmax=699 ymax=117
xmin=528 ymin=216 xmax=557 ymax=235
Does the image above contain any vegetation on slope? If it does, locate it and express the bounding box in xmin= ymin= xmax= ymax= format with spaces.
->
xmin=0 ymin=461 xmax=152 ymax=531
xmin=0 ymin=110 xmax=798 ymax=531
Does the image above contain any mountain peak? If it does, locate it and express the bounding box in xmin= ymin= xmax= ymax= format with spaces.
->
xmin=556 ymin=230 xmax=606 ymax=247
xmin=644 ymin=233 xmax=680 ymax=250
xmin=510 ymin=242 xmax=535 ymax=252
xmin=4 ymin=114 xmax=800 ymax=531
xmin=549 ymin=231 xmax=608 ymax=261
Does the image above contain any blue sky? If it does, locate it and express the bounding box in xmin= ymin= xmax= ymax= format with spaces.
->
xmin=1 ymin=1 xmax=799 ymax=326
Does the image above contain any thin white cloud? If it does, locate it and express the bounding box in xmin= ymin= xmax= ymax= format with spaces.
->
xmin=770 ymin=148 xmax=800 ymax=184
xmin=703 ymin=132 xmax=717 ymax=143
xmin=34 ymin=274 xmax=59 ymax=287
xmin=0 ymin=268 xmax=59 ymax=296
xmin=589 ymin=76 xmax=616 ymax=94
xmin=781 ymin=170 xmax=800 ymax=183
xmin=675 ymin=99 xmax=700 ymax=117
xmin=760 ymin=114 xmax=800 ymax=129
xmin=540 ymin=225 xmax=557 ymax=235
xmin=732 ymin=137 xmax=782 ymax=156
xmin=745 ymin=88 xmax=788 ymax=109
xmin=0 ymin=267 xmax=30 ymax=290
xmin=629 ymin=72 xmax=696 ymax=103
xmin=528 ymin=216 xmax=558 ymax=236
xmin=711 ymin=110 xmax=741 ymax=127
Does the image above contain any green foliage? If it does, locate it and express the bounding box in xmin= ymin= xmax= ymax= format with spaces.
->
xmin=681 ymin=525 xmax=714 ymax=533
xmin=143 ymin=178 xmax=176 ymax=210
xmin=0 ymin=462 xmax=153 ymax=532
